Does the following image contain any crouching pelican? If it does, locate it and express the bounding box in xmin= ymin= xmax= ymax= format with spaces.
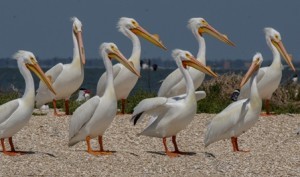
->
xmin=69 ymin=43 xmax=139 ymax=155
xmin=36 ymin=17 xmax=85 ymax=116
xmin=96 ymin=17 xmax=166 ymax=114
xmin=0 ymin=51 xmax=55 ymax=156
xmin=158 ymin=17 xmax=234 ymax=98
xmin=131 ymin=49 xmax=217 ymax=157
xmin=237 ymin=28 xmax=295 ymax=115
xmin=205 ymin=53 xmax=263 ymax=152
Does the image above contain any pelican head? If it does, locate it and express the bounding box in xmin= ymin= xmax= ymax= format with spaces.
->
xmin=71 ymin=17 xmax=86 ymax=65
xmin=100 ymin=43 xmax=140 ymax=77
xmin=13 ymin=50 xmax=56 ymax=94
xmin=118 ymin=17 xmax=167 ymax=50
xmin=172 ymin=49 xmax=218 ymax=78
xmin=188 ymin=18 xmax=235 ymax=46
xmin=264 ymin=27 xmax=295 ymax=71
xmin=240 ymin=53 xmax=264 ymax=87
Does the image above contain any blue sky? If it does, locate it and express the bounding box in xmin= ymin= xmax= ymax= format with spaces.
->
xmin=0 ymin=0 xmax=299 ymax=61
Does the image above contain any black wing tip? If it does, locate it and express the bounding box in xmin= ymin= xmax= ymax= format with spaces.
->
xmin=131 ymin=112 xmax=144 ymax=126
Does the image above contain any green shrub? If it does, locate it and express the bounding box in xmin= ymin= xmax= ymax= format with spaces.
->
xmin=122 ymin=89 xmax=156 ymax=114
xmin=0 ymin=91 xmax=20 ymax=105
xmin=1 ymin=73 xmax=300 ymax=115
xmin=43 ymin=90 xmax=84 ymax=115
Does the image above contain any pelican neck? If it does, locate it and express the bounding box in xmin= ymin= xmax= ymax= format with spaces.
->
xmin=19 ymin=60 xmax=35 ymax=105
xmin=124 ymin=28 xmax=141 ymax=71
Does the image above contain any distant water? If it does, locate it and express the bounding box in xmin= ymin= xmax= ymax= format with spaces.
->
xmin=0 ymin=68 xmax=297 ymax=97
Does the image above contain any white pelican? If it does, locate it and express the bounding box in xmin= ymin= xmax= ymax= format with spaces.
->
xmin=204 ymin=53 xmax=264 ymax=152
xmin=158 ymin=17 xmax=234 ymax=98
xmin=96 ymin=17 xmax=166 ymax=114
xmin=131 ymin=49 xmax=218 ymax=157
xmin=36 ymin=17 xmax=85 ymax=116
xmin=0 ymin=50 xmax=55 ymax=156
xmin=238 ymin=28 xmax=295 ymax=115
xmin=69 ymin=43 xmax=140 ymax=155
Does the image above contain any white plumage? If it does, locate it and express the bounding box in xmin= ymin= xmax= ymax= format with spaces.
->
xmin=36 ymin=17 xmax=86 ymax=116
xmin=69 ymin=43 xmax=139 ymax=155
xmin=158 ymin=17 xmax=234 ymax=98
xmin=0 ymin=50 xmax=55 ymax=156
xmin=238 ymin=28 xmax=295 ymax=115
xmin=96 ymin=17 xmax=166 ymax=114
xmin=132 ymin=49 xmax=217 ymax=157
xmin=205 ymin=53 xmax=264 ymax=152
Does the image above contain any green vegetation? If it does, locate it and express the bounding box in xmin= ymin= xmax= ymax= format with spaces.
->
xmin=45 ymin=92 xmax=84 ymax=115
xmin=1 ymin=73 xmax=300 ymax=115
xmin=122 ymin=89 xmax=157 ymax=114
xmin=0 ymin=90 xmax=19 ymax=105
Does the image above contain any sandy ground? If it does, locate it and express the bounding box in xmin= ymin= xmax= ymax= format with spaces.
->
xmin=1 ymin=110 xmax=300 ymax=176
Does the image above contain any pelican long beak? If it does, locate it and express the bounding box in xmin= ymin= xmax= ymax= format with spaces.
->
xmin=199 ymin=24 xmax=235 ymax=46
xmin=271 ymin=39 xmax=295 ymax=72
xmin=182 ymin=56 xmax=218 ymax=78
xmin=131 ymin=26 xmax=167 ymax=50
xmin=108 ymin=49 xmax=140 ymax=77
xmin=75 ymin=31 xmax=86 ymax=65
xmin=240 ymin=60 xmax=260 ymax=87
xmin=26 ymin=63 xmax=56 ymax=95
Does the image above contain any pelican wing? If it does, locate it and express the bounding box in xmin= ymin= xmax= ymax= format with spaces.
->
xmin=171 ymin=91 xmax=206 ymax=101
xmin=158 ymin=69 xmax=183 ymax=96
xmin=96 ymin=64 xmax=122 ymax=96
xmin=131 ymin=97 xmax=168 ymax=125
xmin=204 ymin=99 xmax=249 ymax=146
xmin=35 ymin=63 xmax=64 ymax=107
xmin=69 ymin=96 xmax=100 ymax=140
xmin=44 ymin=63 xmax=64 ymax=84
xmin=0 ymin=99 xmax=19 ymax=125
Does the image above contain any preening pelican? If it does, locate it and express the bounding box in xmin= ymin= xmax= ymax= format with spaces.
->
xmin=0 ymin=51 xmax=55 ymax=156
xmin=238 ymin=28 xmax=295 ymax=115
xmin=96 ymin=17 xmax=166 ymax=114
xmin=205 ymin=53 xmax=263 ymax=152
xmin=69 ymin=43 xmax=139 ymax=155
xmin=131 ymin=49 xmax=217 ymax=157
xmin=158 ymin=17 xmax=234 ymax=98
xmin=36 ymin=17 xmax=85 ymax=116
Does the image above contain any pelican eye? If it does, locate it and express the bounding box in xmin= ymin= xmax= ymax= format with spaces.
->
xmin=74 ymin=25 xmax=78 ymax=32
xmin=29 ymin=57 xmax=36 ymax=63
xmin=201 ymin=20 xmax=207 ymax=25
xmin=185 ymin=53 xmax=190 ymax=58
xmin=132 ymin=20 xmax=137 ymax=26
xmin=111 ymin=45 xmax=115 ymax=50
xmin=274 ymin=34 xmax=279 ymax=40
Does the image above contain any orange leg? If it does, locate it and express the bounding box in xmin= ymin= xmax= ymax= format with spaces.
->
xmin=163 ymin=137 xmax=179 ymax=157
xmin=260 ymin=99 xmax=273 ymax=116
xmin=65 ymin=99 xmax=70 ymax=115
xmin=86 ymin=136 xmax=98 ymax=156
xmin=97 ymin=136 xmax=112 ymax=155
xmin=53 ymin=99 xmax=62 ymax=116
xmin=8 ymin=137 xmax=15 ymax=152
xmin=1 ymin=138 xmax=19 ymax=156
xmin=265 ymin=99 xmax=271 ymax=115
xmin=172 ymin=136 xmax=180 ymax=153
xmin=231 ymin=137 xmax=239 ymax=151
xmin=86 ymin=136 xmax=112 ymax=156
xmin=121 ymin=99 xmax=126 ymax=114
xmin=231 ymin=137 xmax=249 ymax=152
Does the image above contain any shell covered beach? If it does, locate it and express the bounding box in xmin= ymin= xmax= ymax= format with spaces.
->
xmin=1 ymin=110 xmax=299 ymax=176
